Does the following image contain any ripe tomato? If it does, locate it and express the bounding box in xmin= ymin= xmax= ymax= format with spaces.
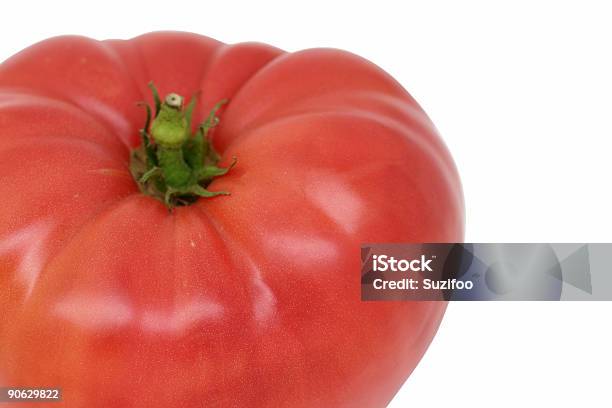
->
xmin=0 ymin=32 xmax=463 ymax=407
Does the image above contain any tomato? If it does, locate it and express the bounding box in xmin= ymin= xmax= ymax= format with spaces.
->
xmin=0 ymin=32 xmax=464 ymax=407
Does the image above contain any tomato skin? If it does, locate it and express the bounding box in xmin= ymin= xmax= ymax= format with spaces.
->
xmin=0 ymin=32 xmax=463 ymax=407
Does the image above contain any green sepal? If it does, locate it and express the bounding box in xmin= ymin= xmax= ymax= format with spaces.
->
xmin=200 ymin=99 xmax=228 ymax=137
xmin=183 ymin=130 xmax=204 ymax=170
xmin=137 ymin=102 xmax=158 ymax=167
xmin=190 ymin=184 xmax=230 ymax=198
xmin=148 ymin=82 xmax=162 ymax=116
xmin=197 ymin=157 xmax=237 ymax=181
xmin=139 ymin=166 xmax=161 ymax=184
xmin=184 ymin=95 xmax=198 ymax=134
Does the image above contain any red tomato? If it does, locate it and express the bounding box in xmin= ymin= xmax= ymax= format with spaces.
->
xmin=0 ymin=32 xmax=463 ymax=407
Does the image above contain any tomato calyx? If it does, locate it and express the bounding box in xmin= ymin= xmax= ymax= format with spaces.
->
xmin=129 ymin=82 xmax=236 ymax=208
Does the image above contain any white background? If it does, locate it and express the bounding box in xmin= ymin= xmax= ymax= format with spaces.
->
xmin=2 ymin=1 xmax=611 ymax=407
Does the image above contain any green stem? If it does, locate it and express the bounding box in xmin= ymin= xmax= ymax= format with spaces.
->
xmin=157 ymin=148 xmax=192 ymax=188
xmin=129 ymin=83 xmax=234 ymax=208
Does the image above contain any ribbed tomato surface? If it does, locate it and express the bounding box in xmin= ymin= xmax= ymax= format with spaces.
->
xmin=0 ymin=32 xmax=463 ymax=407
